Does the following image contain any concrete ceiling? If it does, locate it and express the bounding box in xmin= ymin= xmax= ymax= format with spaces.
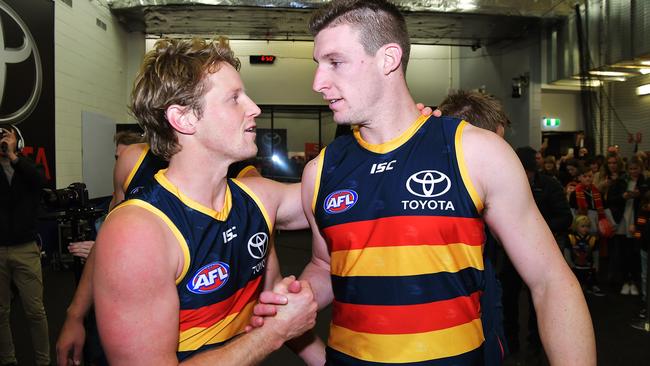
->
xmin=108 ymin=0 xmax=582 ymax=47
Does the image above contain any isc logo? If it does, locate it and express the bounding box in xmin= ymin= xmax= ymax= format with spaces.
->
xmin=324 ymin=189 xmax=358 ymax=214
xmin=370 ymin=160 xmax=396 ymax=174
xmin=186 ymin=261 xmax=230 ymax=294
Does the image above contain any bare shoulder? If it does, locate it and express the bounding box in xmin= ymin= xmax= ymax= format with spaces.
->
xmin=460 ymin=125 xmax=523 ymax=199
xmin=115 ymin=143 xmax=148 ymax=185
xmin=233 ymin=176 xmax=285 ymax=212
xmin=96 ymin=205 xmax=175 ymax=266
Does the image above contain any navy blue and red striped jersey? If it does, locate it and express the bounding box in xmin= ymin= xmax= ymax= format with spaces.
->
xmin=117 ymin=171 xmax=272 ymax=361
xmin=313 ymin=115 xmax=486 ymax=365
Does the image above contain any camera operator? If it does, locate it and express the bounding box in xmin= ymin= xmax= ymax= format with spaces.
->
xmin=65 ymin=131 xmax=145 ymax=264
xmin=0 ymin=125 xmax=50 ymax=366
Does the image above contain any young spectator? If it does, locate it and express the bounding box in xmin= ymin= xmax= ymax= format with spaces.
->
xmin=564 ymin=215 xmax=604 ymax=296
xmin=541 ymin=155 xmax=559 ymax=179
xmin=610 ymin=157 xmax=648 ymax=295
xmin=632 ymin=191 xmax=650 ymax=319
xmin=591 ymin=155 xmax=606 ymax=188
xmin=569 ymin=165 xmax=614 ymax=238
xmin=560 ymin=158 xmax=581 ymax=194
xmin=599 ymin=153 xmax=624 ymax=195
xmin=563 ymin=159 xmax=582 ymax=201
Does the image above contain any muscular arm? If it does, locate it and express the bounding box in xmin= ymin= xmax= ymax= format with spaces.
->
xmin=56 ymin=249 xmax=95 ymax=365
xmin=95 ymin=205 xmax=312 ymax=366
xmin=57 ymin=143 xmax=149 ymax=365
xmin=299 ymin=157 xmax=334 ymax=309
xmin=239 ymin=178 xmax=307 ymax=231
xmin=463 ymin=128 xmax=595 ymax=365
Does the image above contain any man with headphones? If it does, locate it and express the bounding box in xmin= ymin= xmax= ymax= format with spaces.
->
xmin=0 ymin=125 xmax=50 ymax=366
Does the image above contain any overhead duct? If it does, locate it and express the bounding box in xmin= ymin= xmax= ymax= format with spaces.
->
xmin=107 ymin=0 xmax=578 ymax=45
xmin=107 ymin=0 xmax=578 ymax=17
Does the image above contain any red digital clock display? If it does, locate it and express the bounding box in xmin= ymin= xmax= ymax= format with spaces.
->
xmin=249 ymin=55 xmax=276 ymax=64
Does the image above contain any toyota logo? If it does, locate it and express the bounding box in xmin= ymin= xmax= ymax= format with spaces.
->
xmin=406 ymin=170 xmax=451 ymax=198
xmin=247 ymin=232 xmax=268 ymax=259
xmin=0 ymin=1 xmax=42 ymax=124
xmin=261 ymin=132 xmax=281 ymax=147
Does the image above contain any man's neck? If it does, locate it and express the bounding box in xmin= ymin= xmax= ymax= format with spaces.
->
xmin=164 ymin=150 xmax=231 ymax=212
xmin=357 ymin=88 xmax=421 ymax=145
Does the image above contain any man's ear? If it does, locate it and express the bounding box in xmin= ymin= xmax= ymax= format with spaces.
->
xmin=166 ymin=105 xmax=196 ymax=134
xmin=381 ymin=43 xmax=402 ymax=75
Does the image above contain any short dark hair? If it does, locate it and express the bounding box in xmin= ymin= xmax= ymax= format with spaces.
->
xmin=438 ymin=90 xmax=510 ymax=134
xmin=309 ymin=0 xmax=411 ymax=73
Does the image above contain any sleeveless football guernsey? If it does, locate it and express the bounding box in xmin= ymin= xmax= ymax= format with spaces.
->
xmin=116 ymin=171 xmax=272 ymax=361
xmin=314 ymin=115 xmax=486 ymax=365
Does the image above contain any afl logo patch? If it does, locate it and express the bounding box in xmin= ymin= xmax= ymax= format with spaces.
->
xmin=324 ymin=189 xmax=358 ymax=214
xmin=186 ymin=261 xmax=230 ymax=294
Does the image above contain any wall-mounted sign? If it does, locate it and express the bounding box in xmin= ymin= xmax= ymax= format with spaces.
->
xmin=249 ymin=55 xmax=276 ymax=64
xmin=543 ymin=117 xmax=560 ymax=127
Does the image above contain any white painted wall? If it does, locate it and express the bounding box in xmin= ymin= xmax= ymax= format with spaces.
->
xmin=54 ymin=0 xmax=143 ymax=187
xmin=144 ymin=39 xmax=458 ymax=107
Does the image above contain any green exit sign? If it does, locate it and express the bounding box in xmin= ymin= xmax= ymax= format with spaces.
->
xmin=543 ymin=117 xmax=560 ymax=127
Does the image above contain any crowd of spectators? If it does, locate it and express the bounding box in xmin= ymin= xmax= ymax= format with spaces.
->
xmin=538 ymin=138 xmax=649 ymax=322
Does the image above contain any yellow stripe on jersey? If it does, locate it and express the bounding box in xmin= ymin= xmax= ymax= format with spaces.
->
xmin=231 ymin=179 xmax=273 ymax=232
xmin=455 ymin=121 xmax=484 ymax=213
xmin=112 ymin=199 xmax=191 ymax=284
xmin=311 ymin=147 xmax=327 ymax=214
xmin=353 ymin=114 xmax=429 ymax=154
xmin=177 ymin=299 xmax=255 ymax=351
xmin=328 ymin=318 xmax=484 ymax=363
xmin=330 ymin=244 xmax=484 ymax=277
xmin=155 ymin=170 xmax=233 ymax=221
xmin=122 ymin=144 xmax=149 ymax=192
xmin=236 ymin=165 xmax=258 ymax=178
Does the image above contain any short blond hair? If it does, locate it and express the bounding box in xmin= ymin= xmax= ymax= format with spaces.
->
xmin=571 ymin=215 xmax=591 ymax=232
xmin=129 ymin=37 xmax=240 ymax=160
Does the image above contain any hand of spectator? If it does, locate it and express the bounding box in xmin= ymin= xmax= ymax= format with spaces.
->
xmin=56 ymin=314 xmax=86 ymax=366
xmin=541 ymin=138 xmax=549 ymax=152
xmin=0 ymin=127 xmax=18 ymax=158
xmin=68 ymin=241 xmax=94 ymax=261
xmin=246 ymin=275 xmax=303 ymax=332
xmin=566 ymin=183 xmax=577 ymax=194
xmin=629 ymin=224 xmax=636 ymax=234
xmin=416 ymin=103 xmax=441 ymax=117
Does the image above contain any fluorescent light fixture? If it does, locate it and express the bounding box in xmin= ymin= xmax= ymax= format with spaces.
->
xmin=458 ymin=0 xmax=477 ymax=10
xmin=588 ymin=70 xmax=633 ymax=77
xmin=557 ymin=79 xmax=602 ymax=87
xmin=642 ymin=61 xmax=650 ymax=66
xmin=640 ymin=69 xmax=650 ymax=75
xmin=637 ymin=84 xmax=650 ymax=96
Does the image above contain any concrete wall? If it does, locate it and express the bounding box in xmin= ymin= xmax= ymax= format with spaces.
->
xmin=457 ymin=33 xmax=543 ymax=149
xmin=55 ymin=0 xmax=143 ymax=187
xmin=540 ymin=90 xmax=583 ymax=132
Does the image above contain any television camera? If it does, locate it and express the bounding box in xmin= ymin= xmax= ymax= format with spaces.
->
xmin=41 ymin=182 xmax=106 ymax=280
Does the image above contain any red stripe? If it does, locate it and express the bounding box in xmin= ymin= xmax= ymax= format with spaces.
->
xmin=324 ymin=216 xmax=484 ymax=253
xmin=179 ymin=276 xmax=262 ymax=331
xmin=332 ymin=292 xmax=481 ymax=335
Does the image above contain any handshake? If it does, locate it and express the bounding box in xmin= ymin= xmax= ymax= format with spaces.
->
xmin=246 ymin=276 xmax=319 ymax=348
